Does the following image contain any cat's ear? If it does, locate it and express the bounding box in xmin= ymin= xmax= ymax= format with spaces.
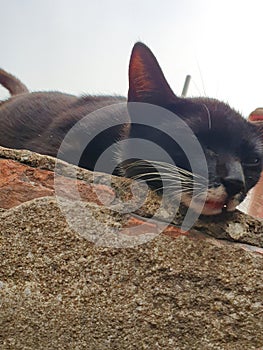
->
xmin=249 ymin=109 xmax=263 ymax=141
xmin=128 ymin=42 xmax=177 ymax=105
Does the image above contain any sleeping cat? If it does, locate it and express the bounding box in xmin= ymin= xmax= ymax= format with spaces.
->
xmin=0 ymin=42 xmax=262 ymax=216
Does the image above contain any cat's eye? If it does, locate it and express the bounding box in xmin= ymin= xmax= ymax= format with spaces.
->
xmin=242 ymin=157 xmax=260 ymax=167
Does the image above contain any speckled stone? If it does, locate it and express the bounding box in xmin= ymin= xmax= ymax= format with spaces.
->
xmin=0 ymin=146 xmax=263 ymax=349
xmin=0 ymin=146 xmax=262 ymax=248
xmin=0 ymin=197 xmax=262 ymax=350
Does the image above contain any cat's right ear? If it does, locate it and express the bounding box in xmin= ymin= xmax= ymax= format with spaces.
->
xmin=128 ymin=42 xmax=178 ymax=106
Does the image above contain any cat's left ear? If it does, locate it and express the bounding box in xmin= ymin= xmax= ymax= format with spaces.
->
xmin=128 ymin=42 xmax=178 ymax=105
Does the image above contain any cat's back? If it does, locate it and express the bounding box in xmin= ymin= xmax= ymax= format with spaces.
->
xmin=0 ymin=91 xmax=75 ymax=151
xmin=0 ymin=90 xmax=126 ymax=155
xmin=0 ymin=91 xmax=77 ymax=128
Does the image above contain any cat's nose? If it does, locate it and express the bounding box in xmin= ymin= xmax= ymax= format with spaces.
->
xmin=222 ymin=177 xmax=244 ymax=197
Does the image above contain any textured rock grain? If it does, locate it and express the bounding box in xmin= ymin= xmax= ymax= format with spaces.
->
xmin=0 ymin=146 xmax=262 ymax=247
xmin=0 ymin=197 xmax=262 ymax=350
xmin=0 ymin=146 xmax=263 ymax=349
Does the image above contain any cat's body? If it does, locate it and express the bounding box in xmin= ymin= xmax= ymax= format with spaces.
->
xmin=0 ymin=43 xmax=262 ymax=216
xmin=0 ymin=89 xmax=126 ymax=170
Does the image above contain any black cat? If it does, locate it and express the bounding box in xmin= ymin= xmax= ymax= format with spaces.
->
xmin=0 ymin=42 xmax=262 ymax=215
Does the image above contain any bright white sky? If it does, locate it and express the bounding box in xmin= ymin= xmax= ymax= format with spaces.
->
xmin=1 ymin=0 xmax=263 ymax=117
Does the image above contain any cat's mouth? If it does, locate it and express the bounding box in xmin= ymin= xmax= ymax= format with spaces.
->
xmin=192 ymin=197 xmax=240 ymax=215
xmin=201 ymin=198 xmax=239 ymax=215
xmin=202 ymin=199 xmax=226 ymax=214
xmin=182 ymin=190 xmax=241 ymax=216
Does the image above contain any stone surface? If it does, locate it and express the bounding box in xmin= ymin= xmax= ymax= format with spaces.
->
xmin=0 ymin=158 xmax=115 ymax=209
xmin=0 ymin=197 xmax=262 ymax=350
xmin=0 ymin=146 xmax=262 ymax=248
xmin=0 ymin=146 xmax=263 ymax=349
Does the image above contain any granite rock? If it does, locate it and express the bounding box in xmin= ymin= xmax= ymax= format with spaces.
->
xmin=0 ymin=147 xmax=262 ymax=350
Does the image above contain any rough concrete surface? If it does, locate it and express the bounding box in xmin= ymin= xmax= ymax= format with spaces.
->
xmin=0 ymin=147 xmax=263 ymax=350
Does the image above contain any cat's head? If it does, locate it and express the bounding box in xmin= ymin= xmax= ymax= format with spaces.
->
xmin=123 ymin=42 xmax=263 ymax=216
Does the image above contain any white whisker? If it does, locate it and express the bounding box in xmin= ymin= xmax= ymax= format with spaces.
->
xmin=120 ymin=158 xmax=208 ymax=199
xmin=202 ymin=103 xmax=212 ymax=130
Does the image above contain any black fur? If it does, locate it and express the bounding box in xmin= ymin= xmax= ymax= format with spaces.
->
xmin=0 ymin=42 xmax=262 ymax=215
